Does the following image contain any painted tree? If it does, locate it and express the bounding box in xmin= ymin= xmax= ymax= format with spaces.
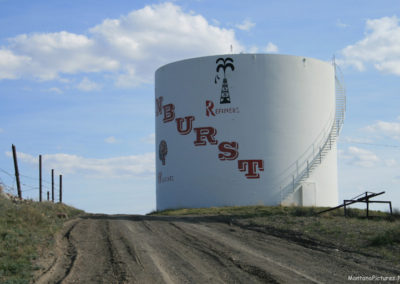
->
xmin=159 ymin=140 xmax=168 ymax=165
xmin=215 ymin=57 xmax=235 ymax=104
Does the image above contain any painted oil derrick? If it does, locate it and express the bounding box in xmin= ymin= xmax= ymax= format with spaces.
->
xmin=220 ymin=78 xmax=230 ymax=104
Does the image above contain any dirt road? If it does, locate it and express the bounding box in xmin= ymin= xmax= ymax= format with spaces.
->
xmin=34 ymin=215 xmax=400 ymax=283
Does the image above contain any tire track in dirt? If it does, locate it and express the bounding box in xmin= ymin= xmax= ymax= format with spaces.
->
xmin=35 ymin=215 xmax=400 ymax=284
xmin=55 ymin=221 xmax=78 ymax=284
xmin=34 ymin=219 xmax=79 ymax=284
xmin=167 ymin=222 xmax=280 ymax=283
xmin=164 ymin=221 xmax=315 ymax=283
xmin=104 ymin=220 xmax=129 ymax=283
xmin=122 ymin=219 xmax=225 ymax=283
xmin=128 ymin=218 xmax=312 ymax=283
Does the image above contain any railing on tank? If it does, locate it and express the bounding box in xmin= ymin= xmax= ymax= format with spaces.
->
xmin=277 ymin=61 xmax=346 ymax=204
xmin=275 ymin=109 xmax=335 ymax=200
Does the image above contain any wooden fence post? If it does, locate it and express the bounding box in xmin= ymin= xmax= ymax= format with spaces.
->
xmin=12 ymin=145 xmax=22 ymax=199
xmin=51 ymin=169 xmax=54 ymax=203
xmin=59 ymin=174 xmax=62 ymax=203
xmin=39 ymin=155 xmax=42 ymax=202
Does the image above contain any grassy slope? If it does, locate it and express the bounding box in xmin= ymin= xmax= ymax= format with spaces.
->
xmin=151 ymin=205 xmax=400 ymax=264
xmin=0 ymin=194 xmax=84 ymax=284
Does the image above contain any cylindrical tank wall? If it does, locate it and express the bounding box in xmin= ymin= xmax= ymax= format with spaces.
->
xmin=155 ymin=54 xmax=337 ymax=210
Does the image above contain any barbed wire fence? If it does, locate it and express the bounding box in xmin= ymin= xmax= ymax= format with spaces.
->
xmin=0 ymin=145 xmax=63 ymax=203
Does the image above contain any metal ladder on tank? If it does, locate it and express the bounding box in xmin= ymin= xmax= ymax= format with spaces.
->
xmin=279 ymin=62 xmax=346 ymax=204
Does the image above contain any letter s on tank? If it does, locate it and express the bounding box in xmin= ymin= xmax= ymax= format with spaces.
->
xmin=218 ymin=142 xmax=239 ymax=160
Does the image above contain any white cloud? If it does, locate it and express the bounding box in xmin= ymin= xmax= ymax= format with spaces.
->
xmin=212 ymin=19 xmax=220 ymax=26
xmin=340 ymin=16 xmax=400 ymax=75
xmin=340 ymin=136 xmax=373 ymax=144
xmin=5 ymin=151 xmax=37 ymax=164
xmin=8 ymin=32 xmax=119 ymax=80
xmin=142 ymin=133 xmax=155 ymax=144
xmin=385 ymin=159 xmax=397 ymax=167
xmin=265 ymin=42 xmax=279 ymax=53
xmin=47 ymin=87 xmax=63 ymax=94
xmin=247 ymin=46 xmax=259 ymax=53
xmin=235 ymin=19 xmax=255 ymax=31
xmin=77 ymin=77 xmax=101 ymax=91
xmin=336 ymin=19 xmax=348 ymax=28
xmin=365 ymin=120 xmax=400 ymax=140
xmin=244 ymin=43 xmax=278 ymax=54
xmin=0 ymin=49 xmax=31 ymax=79
xmin=6 ymin=151 xmax=155 ymax=178
xmin=340 ymin=146 xmax=380 ymax=168
xmin=0 ymin=3 xmax=243 ymax=86
xmin=0 ymin=128 xmax=3 ymax=133
xmin=105 ymin=136 xmax=117 ymax=144
xmin=114 ymin=66 xmax=147 ymax=88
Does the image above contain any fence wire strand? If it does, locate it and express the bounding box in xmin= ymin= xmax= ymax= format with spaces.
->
xmin=0 ymin=163 xmax=61 ymax=200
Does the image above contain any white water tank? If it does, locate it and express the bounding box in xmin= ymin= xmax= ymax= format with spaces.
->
xmin=155 ymin=54 xmax=340 ymax=210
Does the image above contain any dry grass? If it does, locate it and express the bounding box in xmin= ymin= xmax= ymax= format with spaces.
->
xmin=0 ymin=195 xmax=84 ymax=283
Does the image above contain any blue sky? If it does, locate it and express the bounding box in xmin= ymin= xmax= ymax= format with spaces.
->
xmin=0 ymin=0 xmax=399 ymax=214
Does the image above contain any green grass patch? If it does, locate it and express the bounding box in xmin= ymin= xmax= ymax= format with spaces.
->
xmin=150 ymin=205 xmax=315 ymax=217
xmin=0 ymin=195 xmax=84 ymax=283
xmin=370 ymin=227 xmax=400 ymax=246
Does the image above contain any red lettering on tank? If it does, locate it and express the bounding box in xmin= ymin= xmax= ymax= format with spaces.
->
xmin=156 ymin=96 xmax=163 ymax=117
xmin=218 ymin=142 xmax=239 ymax=160
xmin=176 ymin=116 xmax=195 ymax=135
xmin=238 ymin=160 xmax=264 ymax=179
xmin=206 ymin=100 xmax=216 ymax=117
xmin=193 ymin=127 xmax=218 ymax=146
xmin=162 ymin=104 xmax=175 ymax=123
